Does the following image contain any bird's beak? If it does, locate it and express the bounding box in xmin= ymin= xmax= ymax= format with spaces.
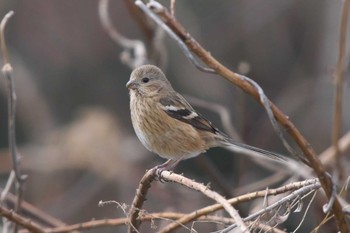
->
xmin=126 ymin=80 xmax=138 ymax=90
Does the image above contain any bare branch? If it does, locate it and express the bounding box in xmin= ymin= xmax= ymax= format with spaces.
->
xmin=332 ymin=0 xmax=350 ymax=178
xmin=128 ymin=169 xmax=156 ymax=233
xmin=0 ymin=204 xmax=45 ymax=233
xmin=99 ymin=0 xmax=147 ymax=69
xmin=135 ymin=1 xmax=215 ymax=73
xmin=170 ymin=0 xmax=176 ymax=17
xmin=158 ymin=170 xmax=249 ymax=232
xmin=221 ymin=182 xmax=320 ymax=232
xmin=320 ymin=130 xmax=350 ymax=166
xmin=159 ymin=178 xmax=320 ymax=233
xmin=1 ymin=11 xmax=28 ymax=233
xmin=133 ymin=2 xmax=349 ymax=231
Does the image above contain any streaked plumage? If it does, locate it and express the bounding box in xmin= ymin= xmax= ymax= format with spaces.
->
xmin=127 ymin=64 xmax=285 ymax=169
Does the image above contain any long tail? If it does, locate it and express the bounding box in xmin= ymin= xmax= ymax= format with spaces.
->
xmin=220 ymin=139 xmax=288 ymax=163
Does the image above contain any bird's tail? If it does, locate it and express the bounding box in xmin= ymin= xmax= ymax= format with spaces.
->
xmin=220 ymin=139 xmax=288 ymax=163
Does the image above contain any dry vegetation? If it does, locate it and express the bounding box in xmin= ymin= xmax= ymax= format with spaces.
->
xmin=0 ymin=1 xmax=350 ymax=232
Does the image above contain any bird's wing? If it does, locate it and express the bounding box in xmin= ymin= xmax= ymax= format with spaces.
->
xmin=159 ymin=93 xmax=219 ymax=134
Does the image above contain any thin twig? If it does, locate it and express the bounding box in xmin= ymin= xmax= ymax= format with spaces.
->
xmin=0 ymin=204 xmax=45 ymax=233
xmin=221 ymin=183 xmax=321 ymax=233
xmin=42 ymin=213 xmax=286 ymax=233
xmin=320 ymin=130 xmax=350 ymax=166
xmin=0 ymin=171 xmax=15 ymax=203
xmin=134 ymin=2 xmax=349 ymax=231
xmin=183 ymin=94 xmax=240 ymax=140
xmin=99 ymin=0 xmax=147 ymax=69
xmin=0 ymin=186 xmax=75 ymax=230
xmin=158 ymin=178 xmax=319 ymax=233
xmin=128 ymin=169 xmax=156 ymax=233
xmin=1 ymin=11 xmax=28 ymax=233
xmin=332 ymin=0 xmax=350 ymax=178
xmin=136 ymin=1 xmax=215 ymax=73
xmin=170 ymin=0 xmax=176 ymax=17
xmin=157 ymin=170 xmax=249 ymax=232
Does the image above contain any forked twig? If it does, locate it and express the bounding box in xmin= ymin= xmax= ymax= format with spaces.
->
xmin=158 ymin=178 xmax=319 ymax=233
xmin=158 ymin=170 xmax=248 ymax=232
xmin=220 ymin=182 xmax=320 ymax=233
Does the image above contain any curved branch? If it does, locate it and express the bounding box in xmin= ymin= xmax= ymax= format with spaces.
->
xmin=134 ymin=2 xmax=349 ymax=231
xmin=158 ymin=170 xmax=248 ymax=232
xmin=127 ymin=169 xmax=156 ymax=233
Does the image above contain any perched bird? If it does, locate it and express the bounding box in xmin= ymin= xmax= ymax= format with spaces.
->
xmin=126 ymin=64 xmax=285 ymax=170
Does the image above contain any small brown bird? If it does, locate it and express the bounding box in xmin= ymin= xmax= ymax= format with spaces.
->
xmin=127 ymin=65 xmax=285 ymax=170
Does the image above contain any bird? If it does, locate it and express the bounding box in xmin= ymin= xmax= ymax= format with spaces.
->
xmin=126 ymin=64 xmax=286 ymax=170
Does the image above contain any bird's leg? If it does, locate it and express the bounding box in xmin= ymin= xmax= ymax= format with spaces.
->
xmin=154 ymin=159 xmax=173 ymax=170
xmin=152 ymin=158 xmax=182 ymax=181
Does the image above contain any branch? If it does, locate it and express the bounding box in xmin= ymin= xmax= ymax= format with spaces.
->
xmin=128 ymin=169 xmax=156 ymax=233
xmin=0 ymin=204 xmax=45 ymax=233
xmin=159 ymin=178 xmax=320 ymax=233
xmin=98 ymin=0 xmax=147 ymax=69
xmin=221 ymin=182 xmax=321 ymax=232
xmin=332 ymin=0 xmax=350 ymax=178
xmin=134 ymin=1 xmax=349 ymax=231
xmin=1 ymin=11 xmax=28 ymax=232
xmin=158 ymin=170 xmax=248 ymax=232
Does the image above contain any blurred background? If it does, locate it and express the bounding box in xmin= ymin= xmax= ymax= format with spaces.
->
xmin=0 ymin=0 xmax=349 ymax=232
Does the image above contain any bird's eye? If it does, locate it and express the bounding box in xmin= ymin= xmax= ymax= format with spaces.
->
xmin=142 ymin=77 xmax=150 ymax=83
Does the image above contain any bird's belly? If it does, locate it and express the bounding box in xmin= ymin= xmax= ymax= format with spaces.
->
xmin=134 ymin=116 xmax=205 ymax=160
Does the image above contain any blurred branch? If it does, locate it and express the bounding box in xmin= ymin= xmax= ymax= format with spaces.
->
xmin=98 ymin=0 xmax=147 ymax=69
xmin=123 ymin=0 xmax=167 ymax=69
xmin=39 ymin=213 xmax=286 ymax=233
xmin=184 ymin=94 xmax=240 ymax=140
xmin=332 ymin=0 xmax=350 ymax=178
xmin=0 ymin=187 xmax=79 ymax=232
xmin=1 ymin=11 xmax=28 ymax=233
xmin=320 ymin=130 xmax=350 ymax=166
xmin=123 ymin=0 xmax=155 ymax=43
xmin=0 ymin=204 xmax=45 ymax=233
xmin=133 ymin=1 xmax=349 ymax=231
xmin=170 ymin=0 xmax=176 ymax=17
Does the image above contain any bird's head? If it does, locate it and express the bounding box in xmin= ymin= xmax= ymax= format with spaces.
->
xmin=126 ymin=65 xmax=172 ymax=97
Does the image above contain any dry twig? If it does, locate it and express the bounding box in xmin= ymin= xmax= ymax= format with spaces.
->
xmin=1 ymin=10 xmax=28 ymax=233
xmin=128 ymin=169 xmax=156 ymax=233
xmin=0 ymin=204 xmax=45 ymax=233
xmin=332 ymin=0 xmax=350 ymax=178
xmin=98 ymin=0 xmax=147 ymax=69
xmin=158 ymin=170 xmax=248 ymax=232
xmin=159 ymin=178 xmax=319 ymax=233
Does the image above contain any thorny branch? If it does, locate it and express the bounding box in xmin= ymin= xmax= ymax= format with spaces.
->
xmin=134 ymin=1 xmax=349 ymax=231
